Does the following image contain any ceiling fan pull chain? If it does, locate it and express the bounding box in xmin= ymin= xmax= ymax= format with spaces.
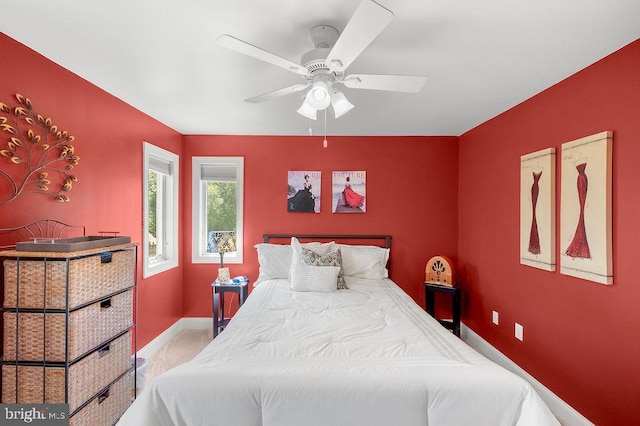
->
xmin=323 ymin=110 xmax=328 ymax=148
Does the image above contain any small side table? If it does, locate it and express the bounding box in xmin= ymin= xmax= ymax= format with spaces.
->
xmin=212 ymin=280 xmax=249 ymax=338
xmin=424 ymin=282 xmax=461 ymax=337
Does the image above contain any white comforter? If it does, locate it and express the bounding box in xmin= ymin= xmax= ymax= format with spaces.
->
xmin=118 ymin=278 xmax=559 ymax=426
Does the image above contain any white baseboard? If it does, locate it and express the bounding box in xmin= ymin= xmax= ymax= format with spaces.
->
xmin=461 ymin=323 xmax=593 ymax=426
xmin=137 ymin=317 xmax=211 ymax=359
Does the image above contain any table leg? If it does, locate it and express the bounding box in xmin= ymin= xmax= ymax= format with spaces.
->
xmin=425 ymin=288 xmax=435 ymax=316
xmin=219 ymin=291 xmax=225 ymax=325
xmin=452 ymin=289 xmax=461 ymax=337
xmin=213 ymin=292 xmax=220 ymax=338
xmin=239 ymin=285 xmax=248 ymax=306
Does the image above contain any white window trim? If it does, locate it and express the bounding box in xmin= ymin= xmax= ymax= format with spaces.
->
xmin=143 ymin=142 xmax=179 ymax=278
xmin=192 ymin=156 xmax=244 ymax=264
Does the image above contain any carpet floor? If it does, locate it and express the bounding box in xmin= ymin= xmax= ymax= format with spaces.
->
xmin=143 ymin=329 xmax=212 ymax=386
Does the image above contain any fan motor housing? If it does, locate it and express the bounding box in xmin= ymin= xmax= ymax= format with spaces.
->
xmin=308 ymin=25 xmax=339 ymax=49
xmin=301 ymin=25 xmax=344 ymax=78
xmin=301 ymin=48 xmax=331 ymax=73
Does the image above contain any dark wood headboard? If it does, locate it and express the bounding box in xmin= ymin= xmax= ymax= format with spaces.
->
xmin=263 ymin=234 xmax=392 ymax=278
xmin=263 ymin=234 xmax=391 ymax=249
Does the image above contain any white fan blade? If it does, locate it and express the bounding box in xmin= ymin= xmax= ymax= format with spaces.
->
xmin=325 ymin=0 xmax=394 ymax=73
xmin=245 ymin=83 xmax=310 ymax=103
xmin=217 ymin=34 xmax=310 ymax=77
xmin=342 ymin=74 xmax=427 ymax=93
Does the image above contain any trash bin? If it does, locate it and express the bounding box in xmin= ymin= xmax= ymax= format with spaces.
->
xmin=131 ymin=356 xmax=147 ymax=397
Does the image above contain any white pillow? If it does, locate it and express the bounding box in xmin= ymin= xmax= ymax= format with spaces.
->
xmin=254 ymin=243 xmax=292 ymax=284
xmin=300 ymin=247 xmax=347 ymax=289
xmin=337 ymin=244 xmax=390 ymax=280
xmin=290 ymin=264 xmax=340 ymax=292
xmin=289 ymin=237 xmax=335 ymax=280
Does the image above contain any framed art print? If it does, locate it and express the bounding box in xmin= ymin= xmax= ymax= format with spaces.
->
xmin=520 ymin=148 xmax=556 ymax=271
xmin=332 ymin=171 xmax=366 ymax=213
xmin=287 ymin=171 xmax=321 ymax=213
xmin=560 ymin=131 xmax=613 ymax=284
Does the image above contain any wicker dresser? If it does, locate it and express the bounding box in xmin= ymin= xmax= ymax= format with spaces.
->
xmin=1 ymin=243 xmax=136 ymax=425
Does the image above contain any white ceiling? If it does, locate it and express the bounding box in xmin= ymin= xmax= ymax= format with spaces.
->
xmin=2 ymin=0 xmax=640 ymax=136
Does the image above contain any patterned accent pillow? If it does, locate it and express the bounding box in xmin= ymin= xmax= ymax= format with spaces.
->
xmin=289 ymin=237 xmax=335 ymax=282
xmin=300 ymin=247 xmax=347 ymax=289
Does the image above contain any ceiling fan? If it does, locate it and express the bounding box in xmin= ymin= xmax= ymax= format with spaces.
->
xmin=216 ymin=0 xmax=427 ymax=120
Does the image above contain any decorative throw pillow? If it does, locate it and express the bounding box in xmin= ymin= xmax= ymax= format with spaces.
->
xmin=290 ymin=264 xmax=340 ymax=293
xmin=300 ymin=247 xmax=347 ymax=289
xmin=289 ymin=237 xmax=335 ymax=281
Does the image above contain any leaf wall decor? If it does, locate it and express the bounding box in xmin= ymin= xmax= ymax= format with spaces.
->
xmin=0 ymin=94 xmax=79 ymax=205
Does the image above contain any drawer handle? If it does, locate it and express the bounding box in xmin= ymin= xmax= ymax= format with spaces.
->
xmin=98 ymin=343 xmax=111 ymax=357
xmin=100 ymin=298 xmax=112 ymax=310
xmin=98 ymin=388 xmax=110 ymax=404
xmin=100 ymin=252 xmax=113 ymax=263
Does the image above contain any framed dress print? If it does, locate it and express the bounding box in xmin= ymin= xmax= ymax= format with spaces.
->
xmin=332 ymin=171 xmax=366 ymax=213
xmin=560 ymin=131 xmax=613 ymax=284
xmin=287 ymin=171 xmax=321 ymax=213
xmin=520 ymin=148 xmax=556 ymax=271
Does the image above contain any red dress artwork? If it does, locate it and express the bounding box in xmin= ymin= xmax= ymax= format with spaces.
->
xmin=528 ymin=171 xmax=542 ymax=255
xmin=565 ymin=162 xmax=591 ymax=258
xmin=343 ymin=184 xmax=365 ymax=208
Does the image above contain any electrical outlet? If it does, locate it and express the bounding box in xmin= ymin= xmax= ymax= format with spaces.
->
xmin=515 ymin=323 xmax=524 ymax=341
xmin=492 ymin=311 xmax=499 ymax=325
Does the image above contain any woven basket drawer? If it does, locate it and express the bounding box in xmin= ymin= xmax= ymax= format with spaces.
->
xmin=3 ymin=290 xmax=132 ymax=362
xmin=70 ymin=371 xmax=132 ymax=426
xmin=3 ymin=249 xmax=135 ymax=310
xmin=1 ymin=331 xmax=131 ymax=413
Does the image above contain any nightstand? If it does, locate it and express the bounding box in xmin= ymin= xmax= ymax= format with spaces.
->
xmin=212 ymin=280 xmax=249 ymax=337
xmin=424 ymin=282 xmax=461 ymax=337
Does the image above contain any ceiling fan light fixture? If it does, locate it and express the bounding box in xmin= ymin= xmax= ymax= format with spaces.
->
xmin=305 ymin=80 xmax=331 ymax=110
xmin=312 ymin=86 xmax=328 ymax=101
xmin=330 ymin=91 xmax=354 ymax=118
xmin=297 ymin=100 xmax=317 ymax=120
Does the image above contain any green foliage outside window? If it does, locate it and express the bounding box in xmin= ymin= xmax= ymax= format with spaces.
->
xmin=207 ymin=181 xmax=236 ymax=235
xmin=148 ymin=170 xmax=157 ymax=257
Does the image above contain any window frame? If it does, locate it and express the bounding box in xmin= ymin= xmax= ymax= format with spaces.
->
xmin=192 ymin=156 xmax=244 ymax=264
xmin=143 ymin=142 xmax=179 ymax=278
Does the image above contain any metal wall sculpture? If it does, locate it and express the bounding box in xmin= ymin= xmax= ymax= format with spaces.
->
xmin=0 ymin=94 xmax=79 ymax=204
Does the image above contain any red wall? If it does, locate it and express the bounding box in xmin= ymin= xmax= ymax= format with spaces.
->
xmin=0 ymin=34 xmax=184 ymax=348
xmin=0 ymin=32 xmax=459 ymax=349
xmin=458 ymin=39 xmax=640 ymax=425
xmin=181 ymin=135 xmax=459 ymax=316
xmin=6 ymin=27 xmax=638 ymax=424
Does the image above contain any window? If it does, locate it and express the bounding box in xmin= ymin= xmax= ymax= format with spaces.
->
xmin=143 ymin=142 xmax=179 ymax=277
xmin=192 ymin=157 xmax=244 ymax=264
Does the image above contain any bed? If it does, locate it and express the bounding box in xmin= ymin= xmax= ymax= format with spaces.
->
xmin=118 ymin=234 xmax=559 ymax=426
